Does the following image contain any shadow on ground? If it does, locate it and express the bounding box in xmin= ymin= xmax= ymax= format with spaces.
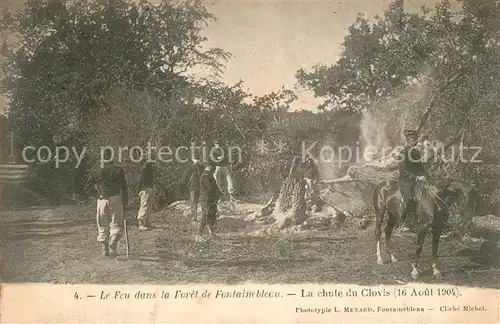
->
xmin=0 ymin=203 xmax=499 ymax=288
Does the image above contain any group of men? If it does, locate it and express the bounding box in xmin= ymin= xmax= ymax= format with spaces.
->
xmin=93 ymin=145 xmax=236 ymax=257
xmin=92 ymin=129 xmax=428 ymax=257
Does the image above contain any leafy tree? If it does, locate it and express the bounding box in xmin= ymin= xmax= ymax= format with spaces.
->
xmin=0 ymin=0 xmax=231 ymax=149
xmin=295 ymin=0 xmax=500 ymax=211
xmin=295 ymin=2 xmax=429 ymax=111
xmin=0 ymin=0 xmax=232 ymax=199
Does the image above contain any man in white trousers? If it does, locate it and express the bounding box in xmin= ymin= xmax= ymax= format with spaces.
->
xmin=137 ymin=161 xmax=155 ymax=230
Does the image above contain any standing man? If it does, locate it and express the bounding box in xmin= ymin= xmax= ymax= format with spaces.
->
xmin=182 ymin=156 xmax=204 ymax=221
xmin=302 ymin=158 xmax=323 ymax=211
xmin=94 ymin=150 xmax=128 ymax=257
xmin=137 ymin=161 xmax=155 ymax=230
xmin=212 ymin=140 xmax=237 ymax=203
xmin=197 ymin=161 xmax=221 ymax=240
xmin=398 ymin=129 xmax=429 ymax=229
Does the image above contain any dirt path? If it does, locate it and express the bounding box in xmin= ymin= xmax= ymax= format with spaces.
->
xmin=1 ymin=203 xmax=499 ymax=288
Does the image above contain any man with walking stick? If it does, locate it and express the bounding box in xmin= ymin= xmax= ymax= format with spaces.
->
xmin=94 ymin=149 xmax=129 ymax=258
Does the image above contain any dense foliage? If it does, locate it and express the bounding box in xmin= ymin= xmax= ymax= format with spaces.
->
xmin=296 ymin=0 xmax=500 ymax=212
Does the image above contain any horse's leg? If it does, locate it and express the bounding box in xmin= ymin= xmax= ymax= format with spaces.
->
xmin=385 ymin=212 xmax=398 ymax=263
xmin=411 ymin=225 xmax=428 ymax=280
xmin=431 ymin=217 xmax=445 ymax=279
xmin=375 ymin=209 xmax=385 ymax=265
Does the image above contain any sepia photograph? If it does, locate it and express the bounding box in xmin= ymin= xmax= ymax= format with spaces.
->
xmin=0 ymin=0 xmax=499 ymax=318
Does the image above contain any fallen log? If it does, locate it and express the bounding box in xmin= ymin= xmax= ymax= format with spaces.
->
xmin=321 ymin=175 xmax=359 ymax=185
xmin=347 ymin=165 xmax=399 ymax=185
xmin=321 ymin=167 xmax=397 ymax=186
xmin=319 ymin=131 xmax=463 ymax=187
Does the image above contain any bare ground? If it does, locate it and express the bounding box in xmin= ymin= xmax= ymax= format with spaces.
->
xmin=1 ymin=201 xmax=499 ymax=288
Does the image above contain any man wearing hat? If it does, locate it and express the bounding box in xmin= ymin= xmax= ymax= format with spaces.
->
xmin=302 ymin=158 xmax=323 ymax=212
xmin=212 ymin=140 xmax=236 ymax=203
xmin=197 ymin=161 xmax=221 ymax=239
xmin=398 ymin=129 xmax=429 ymax=228
xmin=182 ymin=155 xmax=205 ymax=221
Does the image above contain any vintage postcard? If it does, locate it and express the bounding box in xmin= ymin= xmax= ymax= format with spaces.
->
xmin=0 ymin=0 xmax=499 ymax=323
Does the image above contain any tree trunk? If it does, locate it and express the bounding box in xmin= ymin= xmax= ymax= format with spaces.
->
xmin=271 ymin=156 xmax=307 ymax=228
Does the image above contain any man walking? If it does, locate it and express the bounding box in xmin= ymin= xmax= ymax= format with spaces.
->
xmin=94 ymin=151 xmax=128 ymax=257
xmin=137 ymin=161 xmax=155 ymax=230
xmin=197 ymin=161 xmax=221 ymax=240
xmin=182 ymin=156 xmax=204 ymax=221
xmin=398 ymin=129 xmax=429 ymax=230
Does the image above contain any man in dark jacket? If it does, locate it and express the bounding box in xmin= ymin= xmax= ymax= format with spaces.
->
xmin=94 ymin=150 xmax=128 ymax=257
xmin=182 ymin=157 xmax=205 ymax=221
xmin=303 ymin=158 xmax=320 ymax=182
xmin=398 ymin=129 xmax=429 ymax=227
xmin=302 ymin=158 xmax=322 ymax=211
xmin=137 ymin=161 xmax=155 ymax=230
xmin=197 ymin=161 xmax=221 ymax=240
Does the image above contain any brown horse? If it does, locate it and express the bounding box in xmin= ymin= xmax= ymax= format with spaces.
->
xmin=372 ymin=178 xmax=477 ymax=279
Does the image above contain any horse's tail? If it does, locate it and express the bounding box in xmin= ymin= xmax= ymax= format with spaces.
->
xmin=457 ymin=184 xmax=478 ymax=236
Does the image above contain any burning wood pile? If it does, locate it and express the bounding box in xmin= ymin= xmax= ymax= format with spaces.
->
xmin=251 ymin=157 xmax=349 ymax=232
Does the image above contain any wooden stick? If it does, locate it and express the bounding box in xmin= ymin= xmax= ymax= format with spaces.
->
xmin=413 ymin=74 xmax=463 ymax=138
xmin=124 ymin=216 xmax=130 ymax=258
xmin=415 ymin=93 xmax=437 ymax=137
